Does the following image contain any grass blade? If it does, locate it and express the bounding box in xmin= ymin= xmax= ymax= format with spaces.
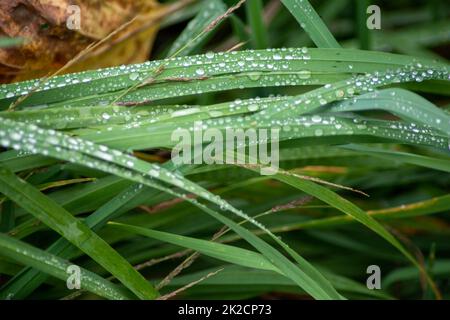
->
xmin=167 ymin=0 xmax=227 ymax=57
xmin=281 ymin=0 xmax=341 ymax=48
xmin=0 ymin=165 xmax=158 ymax=300
xmin=109 ymin=222 xmax=281 ymax=274
xmin=0 ymin=233 xmax=131 ymax=300
xmin=246 ymin=0 xmax=269 ymax=49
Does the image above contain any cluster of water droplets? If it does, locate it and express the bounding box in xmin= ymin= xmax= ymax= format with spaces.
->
xmin=0 ymin=48 xmax=316 ymax=108
xmin=262 ymin=63 xmax=450 ymax=120
xmin=0 ymin=118 xmax=258 ymax=218
xmin=329 ymin=89 xmax=450 ymax=135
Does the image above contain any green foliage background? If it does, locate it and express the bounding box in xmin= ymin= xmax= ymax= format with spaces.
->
xmin=0 ymin=0 xmax=449 ymax=300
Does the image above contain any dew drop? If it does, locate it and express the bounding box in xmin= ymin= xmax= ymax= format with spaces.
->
xmin=298 ymin=70 xmax=311 ymax=79
xmin=273 ymin=53 xmax=282 ymax=60
xmin=248 ymin=72 xmax=262 ymax=81
xmin=196 ymin=68 xmax=205 ymax=76
xmin=129 ymin=73 xmax=139 ymax=81
xmin=248 ymin=104 xmax=259 ymax=112
xmin=312 ymin=115 xmax=322 ymax=123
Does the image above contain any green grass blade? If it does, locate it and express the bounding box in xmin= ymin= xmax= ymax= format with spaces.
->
xmin=0 ymin=118 xmax=345 ymax=299
xmin=167 ymin=0 xmax=227 ymax=57
xmin=281 ymin=0 xmax=341 ymax=48
xmin=182 ymin=202 xmax=344 ymax=300
xmin=329 ymin=88 xmax=450 ymax=135
xmin=1 ymin=183 xmax=145 ymax=299
xmin=341 ymin=145 xmax=450 ymax=173
xmin=165 ymin=265 xmax=392 ymax=299
xmin=356 ymin=0 xmax=371 ymax=50
xmin=258 ymin=194 xmax=450 ymax=233
xmin=264 ymin=64 xmax=450 ymax=119
xmin=0 ymin=233 xmax=131 ymax=300
xmin=1 ymin=48 xmax=445 ymax=109
xmin=245 ymin=0 xmax=269 ymax=49
xmin=260 ymin=169 xmax=440 ymax=296
xmin=109 ymin=222 xmax=281 ymax=274
xmin=0 ymin=165 xmax=158 ymax=300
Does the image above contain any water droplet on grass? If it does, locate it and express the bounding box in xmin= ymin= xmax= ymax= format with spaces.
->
xmin=196 ymin=68 xmax=205 ymax=76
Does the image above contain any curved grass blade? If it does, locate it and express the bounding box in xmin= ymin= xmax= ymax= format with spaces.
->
xmin=0 ymin=118 xmax=242 ymax=218
xmin=254 ymin=168 xmax=442 ymax=298
xmin=341 ymin=145 xmax=450 ymax=173
xmin=1 ymin=49 xmax=446 ymax=109
xmin=0 ymin=118 xmax=344 ymax=299
xmin=1 ymin=183 xmax=147 ymax=299
xmin=165 ymin=266 xmax=392 ymax=299
xmin=79 ymin=113 xmax=449 ymax=152
xmin=110 ymin=222 xmax=392 ymax=299
xmin=0 ymin=233 xmax=131 ymax=300
xmin=328 ymin=88 xmax=450 ymax=135
xmin=255 ymin=194 xmax=450 ymax=233
xmin=179 ymin=201 xmax=344 ymax=300
xmin=281 ymin=0 xmax=340 ymax=48
xmin=108 ymin=222 xmax=281 ymax=274
xmin=4 ymin=163 xmax=192 ymax=299
xmin=263 ymin=64 xmax=450 ymax=119
xmin=0 ymin=165 xmax=159 ymax=300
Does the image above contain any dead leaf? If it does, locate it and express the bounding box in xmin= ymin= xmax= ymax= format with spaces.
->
xmin=0 ymin=0 xmax=163 ymax=83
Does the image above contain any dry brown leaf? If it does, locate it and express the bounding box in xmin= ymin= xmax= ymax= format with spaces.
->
xmin=0 ymin=0 xmax=163 ymax=83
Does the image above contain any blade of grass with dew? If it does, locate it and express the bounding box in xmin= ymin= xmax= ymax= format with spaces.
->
xmin=0 ymin=233 xmax=132 ymax=300
xmin=4 ymin=162 xmax=194 ymax=299
xmin=327 ymin=88 xmax=450 ymax=135
xmin=78 ymin=112 xmax=449 ymax=152
xmin=0 ymin=118 xmax=345 ymax=299
xmin=262 ymin=64 xmax=450 ymax=120
xmin=1 ymin=49 xmax=447 ymax=109
xmin=0 ymin=183 xmax=148 ymax=299
xmin=1 ymin=99 xmax=448 ymax=156
xmin=0 ymin=117 xmax=246 ymax=217
xmin=0 ymin=165 xmax=159 ymax=300
xmin=251 ymin=168 xmax=441 ymax=298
